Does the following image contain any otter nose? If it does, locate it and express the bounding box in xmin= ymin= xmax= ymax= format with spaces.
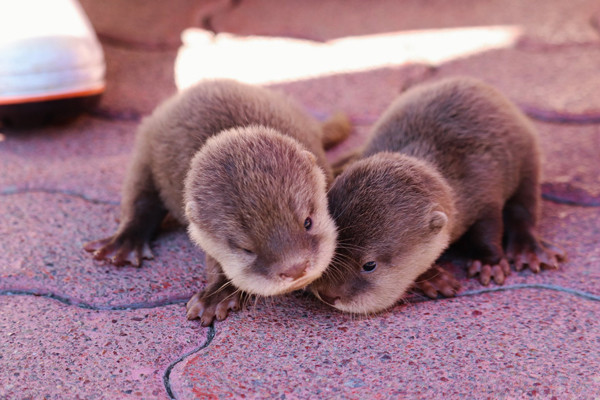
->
xmin=278 ymin=261 xmax=309 ymax=280
xmin=318 ymin=289 xmax=341 ymax=305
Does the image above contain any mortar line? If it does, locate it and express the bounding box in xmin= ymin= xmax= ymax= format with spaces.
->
xmin=0 ymin=289 xmax=189 ymax=310
xmin=2 ymin=282 xmax=599 ymax=311
xmin=163 ymin=325 xmax=216 ymax=399
xmin=2 ymin=283 xmax=598 ymax=398
xmin=541 ymin=192 xmax=600 ymax=207
xmin=0 ymin=287 xmax=214 ymax=400
xmin=0 ymin=186 xmax=119 ymax=205
xmin=458 ymin=283 xmax=600 ymax=301
xmin=3 ymin=184 xmax=598 ymax=209
xmin=407 ymin=282 xmax=600 ymax=304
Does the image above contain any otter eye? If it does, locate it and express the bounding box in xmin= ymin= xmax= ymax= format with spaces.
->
xmin=304 ymin=217 xmax=312 ymax=230
xmin=362 ymin=261 xmax=377 ymax=273
xmin=229 ymin=239 xmax=254 ymax=255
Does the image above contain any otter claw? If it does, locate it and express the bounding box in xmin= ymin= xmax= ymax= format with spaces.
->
xmin=186 ymin=287 xmax=241 ymax=326
xmin=414 ymin=266 xmax=461 ymax=299
xmin=84 ymin=234 xmax=153 ymax=267
xmin=468 ymin=258 xmax=510 ymax=286
xmin=506 ymin=237 xmax=565 ymax=273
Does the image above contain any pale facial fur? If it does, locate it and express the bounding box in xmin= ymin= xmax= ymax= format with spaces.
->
xmin=319 ymin=229 xmax=451 ymax=314
xmin=310 ymin=153 xmax=456 ymax=314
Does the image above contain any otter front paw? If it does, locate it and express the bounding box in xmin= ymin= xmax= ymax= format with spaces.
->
xmin=83 ymin=234 xmax=154 ymax=267
xmin=186 ymin=285 xmax=241 ymax=327
xmin=414 ymin=265 xmax=461 ymax=298
xmin=506 ymin=237 xmax=566 ymax=273
xmin=467 ymin=258 xmax=511 ymax=286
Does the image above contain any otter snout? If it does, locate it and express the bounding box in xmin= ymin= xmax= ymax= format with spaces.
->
xmin=317 ymin=288 xmax=342 ymax=306
xmin=277 ymin=261 xmax=309 ymax=281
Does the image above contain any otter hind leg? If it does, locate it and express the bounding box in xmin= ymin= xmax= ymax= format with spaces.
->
xmin=462 ymin=206 xmax=512 ymax=286
xmin=413 ymin=265 xmax=461 ymax=299
xmin=502 ymin=181 xmax=566 ymax=273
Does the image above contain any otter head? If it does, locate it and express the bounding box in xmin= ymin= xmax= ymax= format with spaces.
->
xmin=310 ymin=152 xmax=455 ymax=314
xmin=184 ymin=125 xmax=337 ymax=296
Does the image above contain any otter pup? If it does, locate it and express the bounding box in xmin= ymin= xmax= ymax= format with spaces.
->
xmin=310 ymin=77 xmax=565 ymax=314
xmin=84 ymin=79 xmax=348 ymax=325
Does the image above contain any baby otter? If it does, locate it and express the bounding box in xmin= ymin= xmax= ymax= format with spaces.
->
xmin=310 ymin=77 xmax=565 ymax=314
xmin=84 ymin=79 xmax=348 ymax=325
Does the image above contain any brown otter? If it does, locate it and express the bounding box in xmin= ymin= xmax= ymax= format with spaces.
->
xmin=310 ymin=77 xmax=565 ymax=314
xmin=83 ymin=79 xmax=349 ymax=325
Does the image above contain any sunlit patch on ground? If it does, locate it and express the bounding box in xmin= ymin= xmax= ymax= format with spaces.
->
xmin=175 ymin=25 xmax=522 ymax=88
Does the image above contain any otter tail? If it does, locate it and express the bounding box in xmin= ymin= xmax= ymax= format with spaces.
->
xmin=321 ymin=112 xmax=352 ymax=150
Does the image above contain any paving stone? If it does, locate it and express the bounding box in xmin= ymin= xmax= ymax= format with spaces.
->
xmin=169 ymin=289 xmax=600 ymax=399
xmin=80 ymin=0 xmax=233 ymax=49
xmin=271 ymin=64 xmax=432 ymax=159
xmin=99 ymin=45 xmax=178 ymax=119
xmin=0 ymin=192 xmax=205 ymax=308
xmin=0 ymin=296 xmax=207 ymax=400
xmin=0 ymin=117 xmax=134 ymax=202
xmin=434 ymin=46 xmax=600 ymax=118
xmin=538 ymin=122 xmax=600 ymax=196
xmin=3 ymin=1 xmax=600 ymax=398
xmin=272 ymin=65 xmax=432 ymax=122
xmin=211 ymin=0 xmax=600 ymax=44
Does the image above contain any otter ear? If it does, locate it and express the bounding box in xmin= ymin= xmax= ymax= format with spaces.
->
xmin=302 ymin=150 xmax=317 ymax=164
xmin=429 ymin=210 xmax=448 ymax=234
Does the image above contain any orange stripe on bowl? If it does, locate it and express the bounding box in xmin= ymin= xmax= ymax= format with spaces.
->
xmin=0 ymin=85 xmax=105 ymax=105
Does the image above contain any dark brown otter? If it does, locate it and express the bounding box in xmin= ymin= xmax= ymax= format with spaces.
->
xmin=84 ymin=79 xmax=349 ymax=325
xmin=310 ymin=77 xmax=565 ymax=314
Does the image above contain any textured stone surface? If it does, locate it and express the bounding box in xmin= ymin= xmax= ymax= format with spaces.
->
xmin=98 ymin=45 xmax=178 ymax=119
xmin=169 ymin=289 xmax=600 ymax=399
xmin=0 ymin=117 xmax=133 ymax=202
xmin=0 ymin=192 xmax=205 ymax=307
xmin=211 ymin=0 xmax=600 ymax=44
xmin=2 ymin=0 xmax=600 ymax=398
xmin=80 ymin=0 xmax=233 ymax=49
xmin=434 ymin=46 xmax=600 ymax=118
xmin=538 ymin=122 xmax=600 ymax=196
xmin=0 ymin=296 xmax=208 ymax=400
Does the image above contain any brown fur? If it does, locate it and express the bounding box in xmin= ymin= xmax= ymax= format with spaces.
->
xmin=136 ymin=79 xmax=335 ymax=223
xmin=83 ymin=79 xmax=340 ymax=325
xmin=184 ymin=126 xmax=336 ymax=297
xmin=310 ymin=77 xmax=564 ymax=314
